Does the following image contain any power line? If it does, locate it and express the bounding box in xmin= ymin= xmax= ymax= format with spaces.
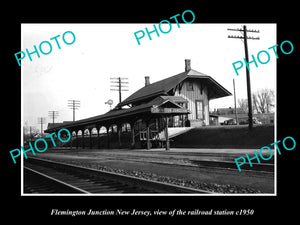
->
xmin=48 ymin=110 xmax=59 ymax=125
xmin=110 ymin=77 xmax=129 ymax=103
xmin=228 ymin=25 xmax=260 ymax=130
xmin=37 ymin=117 xmax=46 ymax=134
xmin=68 ymin=100 xmax=80 ymax=121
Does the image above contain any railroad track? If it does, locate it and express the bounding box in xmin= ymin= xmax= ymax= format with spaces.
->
xmin=24 ymin=157 xmax=213 ymax=194
xmin=24 ymin=167 xmax=88 ymax=193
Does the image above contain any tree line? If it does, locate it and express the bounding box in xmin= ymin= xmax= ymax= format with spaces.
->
xmin=238 ymin=88 xmax=274 ymax=114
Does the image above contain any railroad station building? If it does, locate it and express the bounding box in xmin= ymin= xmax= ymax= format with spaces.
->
xmin=45 ymin=59 xmax=231 ymax=150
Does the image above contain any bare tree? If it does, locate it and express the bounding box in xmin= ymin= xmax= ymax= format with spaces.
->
xmin=23 ymin=125 xmax=39 ymax=142
xmin=238 ymin=98 xmax=248 ymax=113
xmin=252 ymin=88 xmax=274 ymax=113
xmin=239 ymin=88 xmax=274 ymax=114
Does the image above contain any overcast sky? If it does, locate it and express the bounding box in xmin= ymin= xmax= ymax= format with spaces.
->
xmin=21 ymin=23 xmax=276 ymax=132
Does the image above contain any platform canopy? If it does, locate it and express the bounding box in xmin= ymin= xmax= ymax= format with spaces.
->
xmin=45 ymin=96 xmax=189 ymax=133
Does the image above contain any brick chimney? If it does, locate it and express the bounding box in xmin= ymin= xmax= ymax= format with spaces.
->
xmin=185 ymin=59 xmax=191 ymax=72
xmin=145 ymin=76 xmax=150 ymax=86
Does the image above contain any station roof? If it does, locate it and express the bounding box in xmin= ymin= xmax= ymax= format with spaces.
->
xmin=117 ymin=69 xmax=232 ymax=107
xmin=44 ymin=96 xmax=189 ymax=133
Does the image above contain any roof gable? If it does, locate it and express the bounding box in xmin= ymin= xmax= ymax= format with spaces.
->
xmin=118 ymin=72 xmax=187 ymax=107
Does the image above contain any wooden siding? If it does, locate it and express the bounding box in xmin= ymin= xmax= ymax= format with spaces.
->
xmin=174 ymin=79 xmax=209 ymax=125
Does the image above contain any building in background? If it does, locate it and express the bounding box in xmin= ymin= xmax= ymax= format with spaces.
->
xmin=210 ymin=107 xmax=274 ymax=125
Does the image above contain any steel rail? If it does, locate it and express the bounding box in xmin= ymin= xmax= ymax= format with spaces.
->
xmin=25 ymin=157 xmax=214 ymax=194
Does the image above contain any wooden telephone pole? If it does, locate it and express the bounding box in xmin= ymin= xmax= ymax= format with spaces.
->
xmin=228 ymin=25 xmax=260 ymax=130
xmin=37 ymin=117 xmax=46 ymax=134
xmin=48 ymin=111 xmax=59 ymax=125
xmin=110 ymin=77 xmax=129 ymax=103
xmin=233 ymin=79 xmax=238 ymax=125
xmin=68 ymin=100 xmax=80 ymax=121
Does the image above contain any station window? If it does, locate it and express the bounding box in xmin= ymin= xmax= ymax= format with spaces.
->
xmin=196 ymin=100 xmax=204 ymax=120
xmin=187 ymin=81 xmax=194 ymax=91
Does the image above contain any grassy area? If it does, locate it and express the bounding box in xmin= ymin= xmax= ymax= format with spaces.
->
xmin=171 ymin=124 xmax=274 ymax=149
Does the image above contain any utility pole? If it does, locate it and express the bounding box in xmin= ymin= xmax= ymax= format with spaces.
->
xmin=37 ymin=117 xmax=46 ymax=134
xmin=68 ymin=100 xmax=80 ymax=121
xmin=29 ymin=126 xmax=33 ymax=142
xmin=233 ymin=79 xmax=238 ymax=125
xmin=110 ymin=77 xmax=129 ymax=103
xmin=228 ymin=25 xmax=260 ymax=130
xmin=48 ymin=111 xmax=59 ymax=125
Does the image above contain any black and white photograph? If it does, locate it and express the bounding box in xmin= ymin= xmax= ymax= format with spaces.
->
xmin=4 ymin=5 xmax=298 ymax=224
xmin=21 ymin=23 xmax=276 ymax=195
